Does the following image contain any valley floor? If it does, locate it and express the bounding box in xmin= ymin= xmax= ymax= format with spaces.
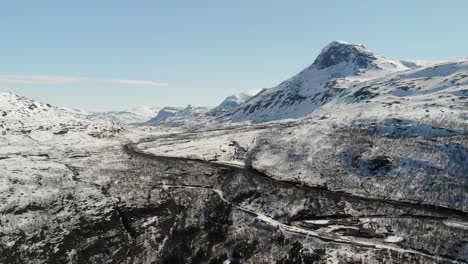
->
xmin=1 ymin=118 xmax=467 ymax=263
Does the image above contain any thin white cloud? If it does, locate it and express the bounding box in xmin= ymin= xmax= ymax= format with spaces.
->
xmin=0 ymin=75 xmax=86 ymax=85
xmin=0 ymin=75 xmax=168 ymax=87
xmin=106 ymin=79 xmax=168 ymax=87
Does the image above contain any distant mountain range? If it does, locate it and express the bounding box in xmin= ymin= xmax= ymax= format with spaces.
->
xmin=25 ymin=40 xmax=465 ymax=127
xmin=87 ymin=106 xmax=161 ymax=124
xmin=133 ymin=41 xmax=467 ymax=126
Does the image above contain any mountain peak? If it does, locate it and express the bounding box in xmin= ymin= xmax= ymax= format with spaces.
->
xmin=325 ymin=40 xmax=353 ymax=47
xmin=312 ymin=41 xmax=378 ymax=70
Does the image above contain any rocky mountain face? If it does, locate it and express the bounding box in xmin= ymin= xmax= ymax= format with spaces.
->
xmin=312 ymin=41 xmax=405 ymax=73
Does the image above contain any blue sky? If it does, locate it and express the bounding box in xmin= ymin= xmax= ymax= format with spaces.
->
xmin=1 ymin=0 xmax=467 ymax=111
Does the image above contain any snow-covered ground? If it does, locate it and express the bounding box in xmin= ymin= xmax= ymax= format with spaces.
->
xmin=138 ymin=126 xmax=262 ymax=167
xmin=139 ymin=111 xmax=467 ymax=210
xmin=0 ymin=92 xmax=186 ymax=262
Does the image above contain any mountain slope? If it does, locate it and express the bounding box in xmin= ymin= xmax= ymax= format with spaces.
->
xmin=317 ymin=58 xmax=468 ymax=122
xmin=201 ymin=88 xmax=264 ymax=122
xmin=228 ymin=41 xmax=409 ymax=123
xmin=211 ymin=88 xmax=263 ymax=113
xmin=0 ymin=92 xmax=122 ymax=141
xmin=144 ymin=105 xmax=211 ymax=127
xmin=1 ymin=92 xmax=78 ymax=121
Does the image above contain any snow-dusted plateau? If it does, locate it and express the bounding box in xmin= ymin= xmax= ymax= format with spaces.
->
xmin=1 ymin=41 xmax=467 ymax=263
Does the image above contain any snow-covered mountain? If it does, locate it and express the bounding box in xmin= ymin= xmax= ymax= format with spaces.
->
xmin=88 ymin=106 xmax=160 ymax=124
xmin=227 ymin=41 xmax=409 ymax=123
xmin=1 ymin=92 xmax=92 ymax=137
xmin=0 ymin=92 xmax=121 ymax=139
xmin=143 ymin=89 xmax=262 ymax=127
xmin=210 ymin=88 xmax=263 ymax=113
xmin=137 ymin=41 xmax=466 ymax=128
xmin=1 ymin=92 xmax=79 ymax=121
xmin=144 ymin=105 xmax=211 ymax=127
